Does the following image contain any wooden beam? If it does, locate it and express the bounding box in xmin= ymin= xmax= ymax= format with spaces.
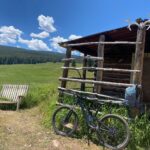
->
xmin=58 ymin=87 xmax=125 ymax=101
xmin=61 ymin=67 xmax=141 ymax=73
xmin=95 ymin=35 xmax=105 ymax=93
xmin=62 ymin=58 xmax=75 ymax=61
xmin=131 ymin=28 xmax=146 ymax=84
xmin=64 ymin=41 xmax=142 ymax=47
xmin=81 ymin=54 xmax=87 ymax=91
xmin=84 ymin=56 xmax=103 ymax=61
xmin=59 ymin=77 xmax=135 ymax=87
xmin=60 ymin=48 xmax=72 ymax=88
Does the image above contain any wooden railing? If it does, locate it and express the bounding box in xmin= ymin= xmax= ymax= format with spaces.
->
xmin=61 ymin=67 xmax=141 ymax=73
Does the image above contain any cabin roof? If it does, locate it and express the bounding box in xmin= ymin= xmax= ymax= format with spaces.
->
xmin=59 ymin=26 xmax=150 ymax=56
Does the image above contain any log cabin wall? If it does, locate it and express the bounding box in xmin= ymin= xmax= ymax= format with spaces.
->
xmin=142 ymin=30 xmax=150 ymax=102
xmin=59 ymin=22 xmax=150 ymax=104
xmin=101 ymin=46 xmax=133 ymax=98
xmin=142 ymin=54 xmax=150 ymax=102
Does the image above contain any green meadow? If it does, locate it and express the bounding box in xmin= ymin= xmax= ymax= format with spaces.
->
xmin=0 ymin=62 xmax=62 ymax=85
xmin=1 ymin=63 xmax=150 ymax=149
xmin=0 ymin=62 xmax=62 ymax=116
xmin=0 ymin=62 xmax=83 ymax=124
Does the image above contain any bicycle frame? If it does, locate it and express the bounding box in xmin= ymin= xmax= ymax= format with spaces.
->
xmin=73 ymin=95 xmax=103 ymax=130
xmin=73 ymin=94 xmax=117 ymax=137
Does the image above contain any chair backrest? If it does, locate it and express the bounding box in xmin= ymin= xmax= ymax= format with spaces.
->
xmin=0 ymin=84 xmax=29 ymax=102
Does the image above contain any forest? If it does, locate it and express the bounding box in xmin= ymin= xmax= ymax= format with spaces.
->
xmin=0 ymin=45 xmax=67 ymax=64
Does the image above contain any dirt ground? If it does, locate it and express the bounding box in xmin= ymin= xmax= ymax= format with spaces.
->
xmin=0 ymin=107 xmax=102 ymax=150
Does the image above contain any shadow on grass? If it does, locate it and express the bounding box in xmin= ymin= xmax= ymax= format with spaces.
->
xmin=0 ymin=104 xmax=16 ymax=111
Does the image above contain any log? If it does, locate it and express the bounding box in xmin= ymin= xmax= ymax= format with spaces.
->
xmin=61 ymin=67 xmax=141 ymax=73
xmin=58 ymin=87 xmax=125 ymax=101
xmin=81 ymin=54 xmax=87 ymax=91
xmin=64 ymin=41 xmax=142 ymax=47
xmin=60 ymin=48 xmax=71 ymax=88
xmin=84 ymin=56 xmax=103 ymax=61
xmin=59 ymin=48 xmax=72 ymax=102
xmin=95 ymin=35 xmax=105 ymax=93
xmin=59 ymin=77 xmax=135 ymax=87
xmin=62 ymin=58 xmax=75 ymax=61
xmin=131 ymin=28 xmax=146 ymax=84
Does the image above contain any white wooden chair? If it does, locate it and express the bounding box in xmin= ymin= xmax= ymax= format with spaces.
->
xmin=0 ymin=84 xmax=29 ymax=110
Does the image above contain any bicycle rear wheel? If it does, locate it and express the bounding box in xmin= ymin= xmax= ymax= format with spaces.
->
xmin=52 ymin=106 xmax=78 ymax=136
xmin=97 ymin=114 xmax=130 ymax=150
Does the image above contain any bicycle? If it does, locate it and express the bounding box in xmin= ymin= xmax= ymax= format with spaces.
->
xmin=52 ymin=92 xmax=130 ymax=150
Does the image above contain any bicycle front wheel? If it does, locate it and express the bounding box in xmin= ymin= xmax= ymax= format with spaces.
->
xmin=52 ymin=106 xmax=78 ymax=136
xmin=97 ymin=114 xmax=130 ymax=150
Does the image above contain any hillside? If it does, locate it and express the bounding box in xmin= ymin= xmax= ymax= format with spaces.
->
xmin=0 ymin=45 xmax=66 ymax=64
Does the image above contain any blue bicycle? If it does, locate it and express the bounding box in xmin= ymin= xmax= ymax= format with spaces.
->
xmin=52 ymin=92 xmax=130 ymax=150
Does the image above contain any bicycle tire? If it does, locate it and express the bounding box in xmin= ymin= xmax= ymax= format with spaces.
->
xmin=52 ymin=106 xmax=78 ymax=136
xmin=97 ymin=114 xmax=130 ymax=150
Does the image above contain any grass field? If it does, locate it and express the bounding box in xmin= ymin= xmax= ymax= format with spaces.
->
xmin=0 ymin=62 xmax=62 ymax=85
xmin=0 ymin=62 xmax=62 ymax=110
xmin=0 ymin=62 xmax=83 ymax=122
xmin=0 ymin=63 xmax=150 ymax=149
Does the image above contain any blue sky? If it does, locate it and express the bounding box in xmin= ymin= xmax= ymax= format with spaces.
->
xmin=0 ymin=0 xmax=150 ymax=53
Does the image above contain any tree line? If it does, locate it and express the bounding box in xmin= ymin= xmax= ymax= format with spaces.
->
xmin=0 ymin=46 xmax=66 ymax=64
xmin=0 ymin=45 xmax=82 ymax=65
xmin=0 ymin=56 xmax=63 ymax=64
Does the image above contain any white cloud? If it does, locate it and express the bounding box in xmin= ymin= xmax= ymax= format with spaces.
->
xmin=30 ymin=31 xmax=49 ymax=39
xmin=0 ymin=26 xmax=22 ymax=45
xmin=68 ymin=34 xmax=82 ymax=40
xmin=50 ymin=36 xmax=67 ymax=53
xmin=38 ymin=15 xmax=56 ymax=33
xmin=50 ymin=34 xmax=82 ymax=54
xmin=72 ymin=50 xmax=84 ymax=56
xmin=19 ymin=37 xmax=51 ymax=51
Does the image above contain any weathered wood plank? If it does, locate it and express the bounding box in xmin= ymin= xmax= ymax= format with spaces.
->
xmin=58 ymin=87 xmax=125 ymax=101
xmin=63 ymin=41 xmax=142 ymax=47
xmin=95 ymin=35 xmax=105 ymax=93
xmin=59 ymin=77 xmax=135 ymax=87
xmin=0 ymin=101 xmax=17 ymax=104
xmin=62 ymin=58 xmax=75 ymax=61
xmin=84 ymin=56 xmax=103 ymax=61
xmin=60 ymin=48 xmax=72 ymax=88
xmin=0 ymin=84 xmax=29 ymax=110
xmin=62 ymin=67 xmax=140 ymax=73
xmin=131 ymin=28 xmax=146 ymax=84
xmin=81 ymin=54 xmax=87 ymax=91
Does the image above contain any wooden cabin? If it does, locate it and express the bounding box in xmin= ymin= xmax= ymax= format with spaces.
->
xmin=58 ymin=21 xmax=150 ymax=105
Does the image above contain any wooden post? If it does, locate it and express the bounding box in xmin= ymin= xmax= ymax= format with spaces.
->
xmin=131 ymin=28 xmax=146 ymax=84
xmin=95 ymin=35 xmax=105 ymax=93
xmin=61 ymin=47 xmax=72 ymax=88
xmin=59 ymin=48 xmax=71 ymax=102
xmin=81 ymin=54 xmax=87 ymax=91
